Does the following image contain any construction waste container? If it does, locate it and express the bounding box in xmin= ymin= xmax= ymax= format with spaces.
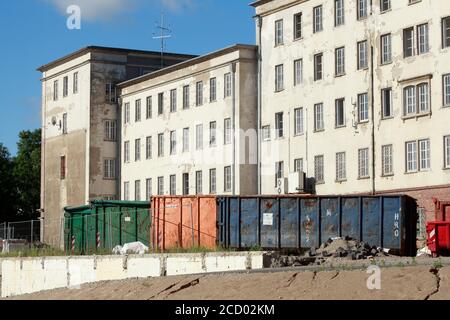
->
xmin=427 ymin=221 xmax=450 ymax=257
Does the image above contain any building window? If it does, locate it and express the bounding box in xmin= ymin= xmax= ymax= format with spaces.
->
xmin=209 ymin=121 xmax=217 ymax=147
xmin=196 ymin=81 xmax=203 ymax=106
xmin=183 ymin=85 xmax=190 ymax=109
xmin=417 ymin=23 xmax=429 ymax=55
xmin=382 ymin=88 xmax=393 ymax=118
xmin=419 ymin=139 xmax=431 ymax=171
xmin=381 ymin=34 xmax=392 ymax=64
xmin=53 ymin=80 xmax=58 ymax=101
xmin=444 ymin=74 xmax=450 ymax=107
xmin=262 ymin=125 xmax=271 ymax=141
xmin=275 ymin=161 xmax=284 ymax=187
xmin=336 ymin=152 xmax=346 ymax=182
xmin=135 ymin=99 xmax=141 ymax=122
xmin=105 ymin=84 xmax=116 ymax=103
xmin=406 ymin=139 xmax=431 ymax=172
xmin=210 ymin=77 xmax=217 ymax=102
xmin=209 ymin=169 xmax=217 ymax=194
xmin=275 ymin=19 xmax=284 ymax=46
xmin=135 ymin=139 xmax=141 ymax=161
xmin=294 ymin=108 xmax=304 ymax=136
xmin=403 ymin=27 xmax=414 ymax=58
xmin=63 ymin=76 xmax=68 ymax=98
xmin=358 ymin=93 xmax=369 ymax=123
xmin=382 ymin=144 xmax=394 ymax=176
xmin=294 ymin=13 xmax=302 ymax=40
xmin=275 ymin=112 xmax=284 ymax=138
xmin=380 ymin=0 xmax=391 ymax=12
xmin=357 ymin=40 xmax=368 ymax=70
xmin=170 ymin=89 xmax=177 ymax=113
xmin=314 ymin=155 xmax=324 ymax=184
xmin=224 ymin=166 xmax=232 ymax=192
xmin=124 ymin=103 xmax=130 ymax=124
xmin=104 ymin=120 xmax=116 ymax=141
xmin=335 ymin=99 xmax=345 ymax=127
xmin=62 ymin=113 xmax=68 ymax=134
xmin=124 ymin=141 xmax=130 ymax=163
xmin=443 ymin=17 xmax=450 ymax=48
xmin=183 ymin=128 xmax=190 ymax=152
xmin=275 ymin=64 xmax=284 ymax=91
xmin=404 ymin=83 xmax=430 ymax=116
xmin=135 ymin=180 xmax=141 ymax=201
xmin=196 ymin=171 xmax=203 ymax=195
xmin=418 ymin=83 xmax=430 ymax=113
xmin=146 ymin=96 xmax=152 ymax=119
xmin=170 ymin=131 xmax=177 ymax=155
xmin=196 ymin=124 xmax=203 ymax=150
xmin=157 ymin=177 xmax=164 ymax=196
xmin=146 ymin=178 xmax=152 ymax=201
xmin=444 ymin=136 xmax=450 ymax=169
xmin=417 ymin=208 xmax=426 ymax=241
xmin=158 ymin=133 xmax=164 ymax=157
xmin=73 ymin=72 xmax=78 ymax=94
xmin=224 ymin=73 xmax=232 ymax=98
xmin=60 ymin=155 xmax=66 ymax=180
xmin=335 ymin=0 xmax=345 ymax=26
xmin=146 ymin=136 xmax=152 ymax=160
xmin=357 ymin=0 xmax=368 ymax=20
xmin=294 ymin=59 xmax=303 ymax=86
xmin=313 ymin=5 xmax=323 ymax=33
xmin=314 ymin=103 xmax=324 ymax=131
xmin=224 ymin=118 xmax=232 ymax=145
xmin=294 ymin=158 xmax=303 ymax=173
xmin=358 ymin=148 xmax=370 ymax=178
xmin=335 ymin=47 xmax=345 ymax=76
xmin=314 ymin=53 xmax=323 ymax=81
xmin=124 ymin=182 xmax=130 ymax=200
xmin=170 ymin=175 xmax=176 ymax=195
xmin=158 ymin=92 xmax=164 ymax=115
xmin=406 ymin=141 xmax=418 ymax=173
xmin=182 ymin=173 xmax=190 ymax=195
xmin=404 ymin=85 xmax=416 ymax=115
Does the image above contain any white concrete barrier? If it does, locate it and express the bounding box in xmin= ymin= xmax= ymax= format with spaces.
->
xmin=0 ymin=252 xmax=266 ymax=298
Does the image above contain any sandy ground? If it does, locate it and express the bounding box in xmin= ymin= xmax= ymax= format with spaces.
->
xmin=6 ymin=265 xmax=450 ymax=300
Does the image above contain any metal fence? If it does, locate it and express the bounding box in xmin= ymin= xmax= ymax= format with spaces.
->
xmin=0 ymin=220 xmax=41 ymax=243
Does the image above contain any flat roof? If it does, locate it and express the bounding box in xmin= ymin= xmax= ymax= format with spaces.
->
xmin=118 ymin=44 xmax=257 ymax=89
xmin=250 ymin=0 xmax=273 ymax=7
xmin=37 ymin=45 xmax=197 ymax=72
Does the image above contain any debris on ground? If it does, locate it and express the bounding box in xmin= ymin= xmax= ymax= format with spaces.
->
xmin=112 ymin=242 xmax=149 ymax=255
xmin=269 ymin=236 xmax=392 ymax=267
xmin=417 ymin=246 xmax=432 ymax=257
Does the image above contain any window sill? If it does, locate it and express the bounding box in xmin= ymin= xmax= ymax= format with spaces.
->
xmin=381 ymin=174 xmax=394 ymax=178
xmin=381 ymin=116 xmax=394 ymax=120
xmin=103 ymin=178 xmax=116 ymax=181
xmin=380 ymin=61 xmax=393 ymax=67
xmin=443 ymin=105 xmax=450 ymax=109
xmin=380 ymin=9 xmax=392 ymax=14
xmin=402 ymin=112 xmax=431 ymax=121
xmin=335 ymin=73 xmax=346 ymax=78
xmin=358 ymin=176 xmax=370 ymax=180
xmin=314 ymin=129 xmax=325 ymax=133
xmin=294 ymin=133 xmax=305 ymax=137
xmin=357 ymin=67 xmax=369 ymax=72
xmin=443 ymin=167 xmax=450 ymax=171
xmin=335 ymin=179 xmax=347 ymax=183
xmin=315 ymin=181 xmax=325 ymax=185
xmin=293 ymin=37 xmax=303 ymax=42
xmin=274 ymin=89 xmax=285 ymax=93
xmin=335 ymin=125 xmax=346 ymax=129
xmin=358 ymin=120 xmax=370 ymax=125
xmin=262 ymin=139 xmax=271 ymax=142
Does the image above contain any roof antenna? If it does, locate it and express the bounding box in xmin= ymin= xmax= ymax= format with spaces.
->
xmin=153 ymin=11 xmax=172 ymax=69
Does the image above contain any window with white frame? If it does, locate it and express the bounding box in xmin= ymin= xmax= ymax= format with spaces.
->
xmin=183 ymin=85 xmax=190 ymax=109
xmin=358 ymin=93 xmax=369 ymax=123
xmin=404 ymin=85 xmax=416 ymax=115
xmin=314 ymin=103 xmax=324 ymax=131
xmin=382 ymin=144 xmax=393 ymax=176
xmin=183 ymin=173 xmax=190 ymax=195
xmin=196 ymin=81 xmax=203 ymax=106
xmin=170 ymin=131 xmax=177 ymax=155
xmin=124 ymin=182 xmax=130 ymax=200
xmin=294 ymin=13 xmax=302 ymax=40
xmin=335 ymin=0 xmax=345 ymax=27
xmin=294 ymin=107 xmax=304 ymax=136
xmin=445 ymin=136 xmax=450 ymax=169
xmin=336 ymin=152 xmax=346 ymax=181
xmin=135 ymin=99 xmax=141 ymax=122
xmin=444 ymin=74 xmax=450 ymax=106
xmin=170 ymin=175 xmax=176 ymax=195
xmin=158 ymin=133 xmax=164 ymax=157
xmin=313 ymin=5 xmax=323 ymax=33
xmin=418 ymin=83 xmax=429 ymax=113
xmin=63 ymin=76 xmax=68 ymax=97
xmin=104 ymin=120 xmax=116 ymax=141
xmin=224 ymin=118 xmax=232 ymax=145
xmin=146 ymin=136 xmax=152 ymax=159
xmin=262 ymin=125 xmax=271 ymax=141
xmin=275 ymin=161 xmax=284 ymax=187
xmin=170 ymin=89 xmax=177 ymax=113
xmin=196 ymin=124 xmax=203 ymax=150
xmin=357 ymin=0 xmax=368 ymax=20
xmin=443 ymin=17 xmax=450 ymax=48
xmin=209 ymin=121 xmax=217 ymax=147
xmin=73 ymin=72 xmax=78 ymax=94
xmin=406 ymin=141 xmax=418 ymax=172
xmin=146 ymin=178 xmax=152 ymax=201
xmin=294 ymin=158 xmax=303 ymax=173
xmin=381 ymin=34 xmax=392 ymax=64
xmin=183 ymin=128 xmax=190 ymax=152
xmin=357 ymin=40 xmax=368 ymax=70
xmin=124 ymin=103 xmax=130 ymax=124
xmin=419 ymin=139 xmax=431 ymax=171
xmin=224 ymin=166 xmax=232 ymax=192
xmin=358 ymin=148 xmax=370 ymax=178
xmin=210 ymin=78 xmax=217 ymax=102
xmin=275 ymin=112 xmax=284 ymax=138
xmin=382 ymin=88 xmax=393 ymax=118
xmin=294 ymin=59 xmax=303 ymax=86
xmin=53 ymin=80 xmax=58 ymax=101
xmin=314 ymin=155 xmax=324 ymax=184
xmin=157 ymin=177 xmax=164 ymax=195
xmin=158 ymin=92 xmax=164 ymax=115
xmin=209 ymin=169 xmax=217 ymax=194
xmin=135 ymin=180 xmax=141 ymax=201
xmin=105 ymin=83 xmax=116 ymax=103
xmin=146 ymin=96 xmax=152 ymax=119
xmin=403 ymin=82 xmax=430 ymax=116
xmin=103 ymin=158 xmax=116 ymax=180
xmin=196 ymin=171 xmax=203 ymax=195
xmin=335 ymin=99 xmax=345 ymax=127
xmin=417 ymin=23 xmax=429 ymax=55
xmin=275 ymin=19 xmax=284 ymax=46
xmin=124 ymin=141 xmax=130 ymax=163
xmin=224 ymin=73 xmax=232 ymax=98
xmin=135 ymin=139 xmax=141 ymax=161
xmin=275 ymin=64 xmax=284 ymax=91
xmin=380 ymin=0 xmax=391 ymax=12
xmin=314 ymin=53 xmax=323 ymax=81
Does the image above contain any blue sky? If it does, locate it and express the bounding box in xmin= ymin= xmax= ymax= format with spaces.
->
xmin=0 ymin=0 xmax=255 ymax=155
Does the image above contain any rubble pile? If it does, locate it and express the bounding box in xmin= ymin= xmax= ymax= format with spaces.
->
xmin=270 ymin=236 xmax=391 ymax=267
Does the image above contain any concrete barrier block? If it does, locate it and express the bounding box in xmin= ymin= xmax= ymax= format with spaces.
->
xmin=205 ymin=255 xmax=247 ymax=273
xmin=42 ymin=258 xmax=68 ymax=292
xmin=95 ymin=256 xmax=127 ymax=282
xmin=250 ymin=253 xmax=264 ymax=269
xmin=127 ymin=256 xmax=161 ymax=278
xmin=68 ymin=257 xmax=96 ymax=287
xmin=166 ymin=255 xmax=204 ymax=276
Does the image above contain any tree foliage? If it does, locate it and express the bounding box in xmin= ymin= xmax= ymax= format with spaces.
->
xmin=0 ymin=143 xmax=16 ymax=222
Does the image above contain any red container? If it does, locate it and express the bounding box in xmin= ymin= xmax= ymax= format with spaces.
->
xmin=427 ymin=221 xmax=450 ymax=257
xmin=433 ymin=198 xmax=450 ymax=221
xmin=151 ymin=196 xmax=218 ymax=251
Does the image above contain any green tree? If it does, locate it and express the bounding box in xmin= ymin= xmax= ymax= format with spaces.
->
xmin=0 ymin=143 xmax=16 ymax=222
xmin=12 ymin=129 xmax=41 ymax=220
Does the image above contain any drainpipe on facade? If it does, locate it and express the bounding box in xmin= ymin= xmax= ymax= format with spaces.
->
xmin=117 ymin=95 xmax=123 ymax=200
xmin=370 ymin=45 xmax=376 ymax=195
xmin=231 ymin=62 xmax=237 ymax=195
xmin=256 ymin=15 xmax=263 ymax=195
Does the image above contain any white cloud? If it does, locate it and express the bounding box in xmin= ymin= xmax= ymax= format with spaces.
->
xmin=160 ymin=0 xmax=196 ymax=13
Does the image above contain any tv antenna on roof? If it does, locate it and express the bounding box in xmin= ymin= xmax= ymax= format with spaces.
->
xmin=153 ymin=11 xmax=173 ymax=68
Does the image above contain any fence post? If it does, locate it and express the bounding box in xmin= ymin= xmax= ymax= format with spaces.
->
xmin=31 ymin=220 xmax=34 ymax=245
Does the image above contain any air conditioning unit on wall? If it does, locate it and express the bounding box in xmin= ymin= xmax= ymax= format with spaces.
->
xmin=288 ymin=171 xmax=306 ymax=194
xmin=276 ymin=178 xmax=288 ymax=195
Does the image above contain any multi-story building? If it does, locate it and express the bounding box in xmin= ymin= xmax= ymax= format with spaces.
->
xmin=252 ymin=0 xmax=450 ymax=225
xmin=38 ymin=46 xmax=195 ymax=246
xmin=118 ymin=45 xmax=258 ymax=199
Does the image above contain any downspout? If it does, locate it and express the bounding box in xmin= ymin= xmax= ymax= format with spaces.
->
xmin=370 ymin=46 xmax=376 ymax=195
xmin=117 ymin=94 xmax=123 ymax=200
xmin=40 ymin=75 xmax=46 ymax=243
xmin=256 ymin=15 xmax=263 ymax=195
xmin=232 ymin=62 xmax=237 ymax=195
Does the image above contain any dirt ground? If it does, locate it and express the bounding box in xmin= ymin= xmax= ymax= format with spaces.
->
xmin=6 ymin=265 xmax=450 ymax=300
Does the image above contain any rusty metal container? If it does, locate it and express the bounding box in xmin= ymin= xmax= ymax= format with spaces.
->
xmin=151 ymin=196 xmax=218 ymax=251
xmin=218 ymin=195 xmax=417 ymax=256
